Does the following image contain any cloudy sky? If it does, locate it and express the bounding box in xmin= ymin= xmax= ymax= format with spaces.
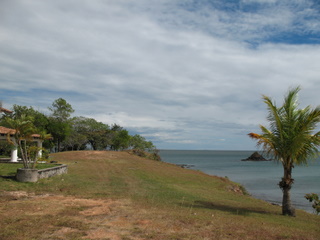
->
xmin=1 ymin=0 xmax=320 ymax=150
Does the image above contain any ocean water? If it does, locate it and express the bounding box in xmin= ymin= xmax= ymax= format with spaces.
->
xmin=159 ymin=150 xmax=320 ymax=213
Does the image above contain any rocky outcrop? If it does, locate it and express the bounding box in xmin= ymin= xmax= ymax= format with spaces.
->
xmin=176 ymin=164 xmax=195 ymax=168
xmin=242 ymin=152 xmax=271 ymax=161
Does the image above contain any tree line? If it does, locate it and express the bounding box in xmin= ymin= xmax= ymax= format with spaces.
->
xmin=0 ymin=98 xmax=160 ymax=160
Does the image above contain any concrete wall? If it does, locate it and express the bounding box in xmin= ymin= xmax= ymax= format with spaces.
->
xmin=37 ymin=164 xmax=68 ymax=179
xmin=16 ymin=168 xmax=38 ymax=182
xmin=1 ymin=163 xmax=68 ymax=182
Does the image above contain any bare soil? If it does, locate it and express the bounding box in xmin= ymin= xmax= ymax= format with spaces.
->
xmin=1 ymin=191 xmax=155 ymax=240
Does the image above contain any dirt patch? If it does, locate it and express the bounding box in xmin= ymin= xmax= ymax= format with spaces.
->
xmin=1 ymin=190 xmax=34 ymax=199
xmin=0 ymin=191 xmax=154 ymax=240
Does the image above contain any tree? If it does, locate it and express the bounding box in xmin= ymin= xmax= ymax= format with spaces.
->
xmin=0 ymin=105 xmax=49 ymax=132
xmin=248 ymin=86 xmax=320 ymax=216
xmin=3 ymin=115 xmax=50 ymax=169
xmin=0 ymin=141 xmax=11 ymax=157
xmin=64 ymin=117 xmax=110 ymax=150
xmin=48 ymin=98 xmax=74 ymax=120
xmin=48 ymin=98 xmax=74 ymax=152
xmin=305 ymin=193 xmax=320 ymax=215
xmin=130 ymin=134 xmax=155 ymax=151
xmin=10 ymin=105 xmax=50 ymax=136
xmin=111 ymin=129 xmax=131 ymax=151
xmin=47 ymin=118 xmax=72 ymax=152
xmin=80 ymin=118 xmax=110 ymax=150
xmin=62 ymin=131 xmax=88 ymax=151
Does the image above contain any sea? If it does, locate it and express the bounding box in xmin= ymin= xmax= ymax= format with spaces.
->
xmin=159 ymin=150 xmax=320 ymax=214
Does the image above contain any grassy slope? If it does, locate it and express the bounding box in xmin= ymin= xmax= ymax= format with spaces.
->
xmin=0 ymin=151 xmax=319 ymax=240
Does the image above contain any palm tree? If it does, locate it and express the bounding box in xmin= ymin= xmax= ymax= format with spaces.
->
xmin=4 ymin=115 xmax=51 ymax=169
xmin=249 ymin=86 xmax=320 ymax=216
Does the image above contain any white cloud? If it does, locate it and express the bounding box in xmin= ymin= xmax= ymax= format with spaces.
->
xmin=94 ymin=112 xmax=176 ymax=130
xmin=1 ymin=0 xmax=320 ymax=150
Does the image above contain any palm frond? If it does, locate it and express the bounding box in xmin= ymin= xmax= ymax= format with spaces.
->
xmin=249 ymin=86 xmax=320 ymax=166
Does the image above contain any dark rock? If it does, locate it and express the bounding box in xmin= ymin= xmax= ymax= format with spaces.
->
xmin=176 ymin=164 xmax=195 ymax=168
xmin=242 ymin=151 xmax=271 ymax=161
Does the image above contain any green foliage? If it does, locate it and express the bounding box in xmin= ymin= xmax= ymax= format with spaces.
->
xmin=48 ymin=98 xmax=74 ymax=120
xmin=62 ymin=131 xmax=87 ymax=151
xmin=249 ymin=86 xmax=320 ymax=216
xmin=47 ymin=117 xmax=72 ymax=152
xmin=305 ymin=193 xmax=320 ymax=215
xmin=61 ymin=116 xmax=111 ymax=151
xmin=3 ymin=115 xmax=40 ymax=168
xmin=250 ymin=86 xmax=320 ymax=164
xmin=149 ymin=148 xmax=162 ymax=161
xmin=0 ymin=141 xmax=12 ymax=156
xmin=1 ymin=98 xmax=158 ymax=155
xmin=10 ymin=105 xmax=49 ymax=132
xmin=130 ymin=134 xmax=155 ymax=151
xmin=129 ymin=148 xmax=162 ymax=161
xmin=111 ymin=129 xmax=131 ymax=151
xmin=48 ymin=98 xmax=75 ymax=152
xmin=78 ymin=117 xmax=110 ymax=150
xmin=39 ymin=148 xmax=50 ymax=161
xmin=130 ymin=149 xmax=147 ymax=157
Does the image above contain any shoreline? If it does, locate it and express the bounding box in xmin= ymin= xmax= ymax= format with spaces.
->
xmin=160 ymin=149 xmax=317 ymax=214
xmin=183 ymin=163 xmax=314 ymax=214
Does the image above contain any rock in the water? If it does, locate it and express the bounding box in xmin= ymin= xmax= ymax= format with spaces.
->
xmin=242 ymin=151 xmax=270 ymax=161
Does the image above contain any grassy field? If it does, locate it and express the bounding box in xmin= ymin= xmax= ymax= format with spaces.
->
xmin=0 ymin=151 xmax=319 ymax=240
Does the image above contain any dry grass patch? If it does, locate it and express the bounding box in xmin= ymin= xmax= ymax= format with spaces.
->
xmin=0 ymin=191 xmax=139 ymax=240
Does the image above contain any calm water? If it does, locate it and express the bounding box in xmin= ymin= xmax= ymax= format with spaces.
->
xmin=159 ymin=150 xmax=320 ymax=213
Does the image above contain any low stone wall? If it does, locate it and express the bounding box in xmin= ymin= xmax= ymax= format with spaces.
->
xmin=38 ymin=164 xmax=68 ymax=179
xmin=0 ymin=158 xmax=13 ymax=163
xmin=15 ymin=164 xmax=68 ymax=182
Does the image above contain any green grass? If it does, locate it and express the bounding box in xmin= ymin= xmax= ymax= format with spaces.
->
xmin=0 ymin=151 xmax=319 ymax=240
xmin=0 ymin=163 xmax=62 ymax=176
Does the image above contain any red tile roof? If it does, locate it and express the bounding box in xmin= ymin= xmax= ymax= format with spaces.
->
xmin=0 ymin=107 xmax=12 ymax=113
xmin=0 ymin=126 xmax=15 ymax=135
xmin=0 ymin=126 xmax=40 ymax=138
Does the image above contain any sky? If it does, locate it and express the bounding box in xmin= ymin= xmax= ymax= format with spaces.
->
xmin=1 ymin=0 xmax=320 ymax=150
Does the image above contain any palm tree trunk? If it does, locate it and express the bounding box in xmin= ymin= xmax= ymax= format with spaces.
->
xmin=279 ymin=167 xmax=296 ymax=216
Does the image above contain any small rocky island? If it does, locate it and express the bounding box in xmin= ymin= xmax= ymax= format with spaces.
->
xmin=242 ymin=151 xmax=271 ymax=161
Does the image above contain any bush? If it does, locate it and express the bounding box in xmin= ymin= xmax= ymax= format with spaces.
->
xmin=0 ymin=141 xmax=11 ymax=157
xmin=305 ymin=193 xmax=320 ymax=215
xmin=128 ymin=149 xmax=161 ymax=161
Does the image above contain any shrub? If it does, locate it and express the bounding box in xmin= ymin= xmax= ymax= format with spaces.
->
xmin=305 ymin=193 xmax=320 ymax=215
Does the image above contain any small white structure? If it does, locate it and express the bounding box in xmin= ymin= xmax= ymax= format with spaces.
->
xmin=0 ymin=126 xmax=43 ymax=162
